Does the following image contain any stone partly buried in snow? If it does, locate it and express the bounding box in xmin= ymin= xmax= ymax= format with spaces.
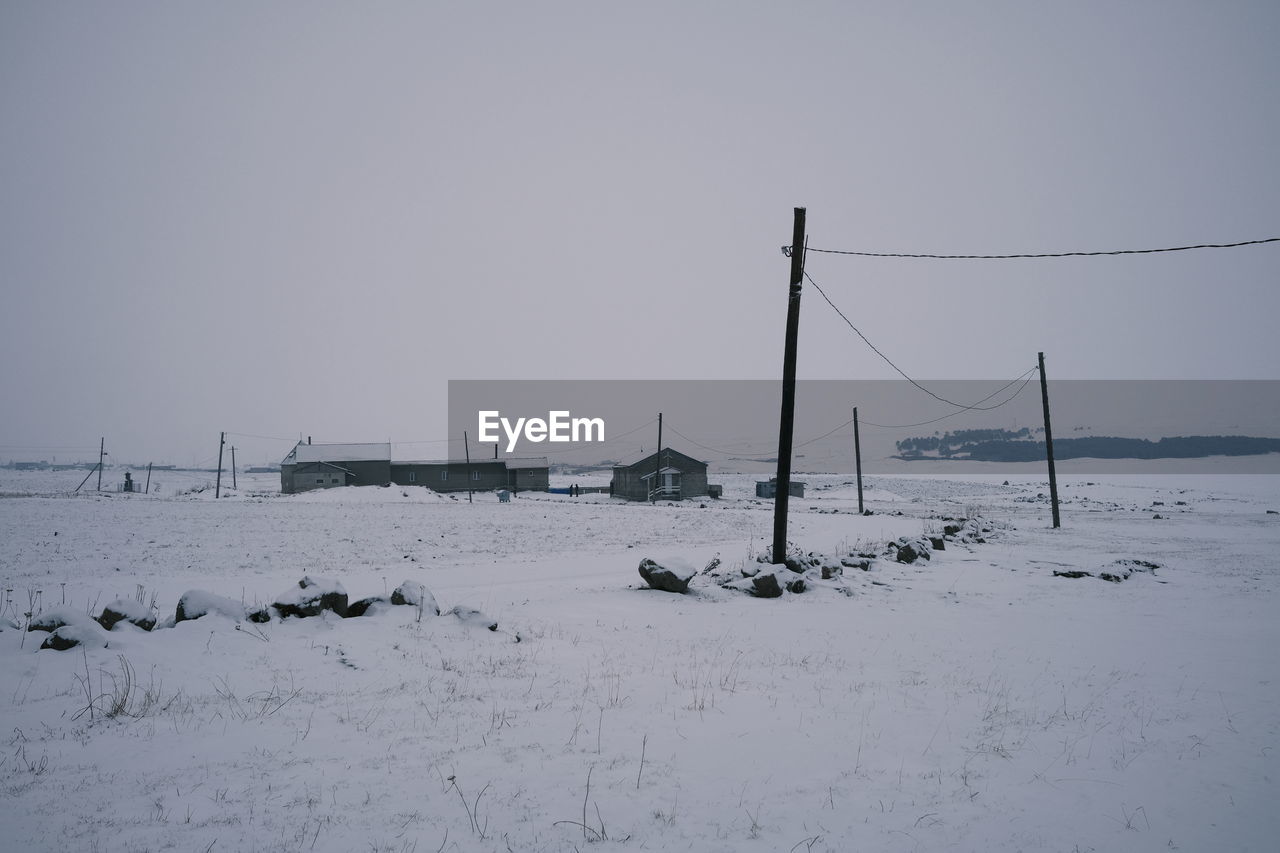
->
xmin=28 ymin=605 xmax=98 ymax=634
xmin=751 ymin=567 xmax=807 ymax=598
xmin=638 ymin=557 xmax=697 ymax=594
xmin=272 ymin=576 xmax=349 ymax=619
xmin=1054 ymin=559 xmax=1161 ymax=583
xmin=894 ymin=538 xmax=933 ymax=564
xmin=391 ymin=580 xmax=439 ymax=615
xmin=97 ymin=598 xmax=156 ymax=632
xmin=40 ymin=623 xmax=110 ymax=652
xmin=348 ymin=580 xmax=441 ymax=618
xmin=447 ymin=604 xmax=498 ymax=631
xmin=175 ymin=590 xmax=247 ymax=623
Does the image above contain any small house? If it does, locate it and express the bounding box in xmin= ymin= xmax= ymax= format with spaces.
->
xmin=611 ymin=448 xmax=709 ymax=501
xmin=281 ymin=442 xmax=392 ymax=493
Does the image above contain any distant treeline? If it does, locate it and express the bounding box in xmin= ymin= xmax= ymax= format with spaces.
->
xmin=896 ymin=428 xmax=1033 ymax=456
xmin=896 ymin=431 xmax=1280 ymax=462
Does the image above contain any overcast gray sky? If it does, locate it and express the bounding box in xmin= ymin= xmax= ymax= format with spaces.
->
xmin=2 ymin=1 xmax=1277 ymax=467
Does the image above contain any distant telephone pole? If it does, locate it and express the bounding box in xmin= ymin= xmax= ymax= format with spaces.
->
xmin=853 ymin=406 xmax=864 ymax=514
xmin=652 ymin=412 xmax=663 ymax=503
xmin=231 ymin=446 xmax=237 ymax=490
xmin=464 ymin=430 xmax=473 ymax=504
xmin=97 ymin=437 xmax=105 ymax=492
xmin=1038 ymin=352 xmax=1061 ymax=528
xmin=772 ymin=207 xmax=806 ymax=563
xmin=215 ymin=432 xmax=225 ymax=499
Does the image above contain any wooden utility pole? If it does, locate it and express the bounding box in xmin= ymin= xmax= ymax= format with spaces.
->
xmin=772 ymin=207 xmax=806 ymax=563
xmin=144 ymin=462 xmax=152 ymax=494
xmin=215 ymin=432 xmax=225 ymax=499
xmin=1038 ymin=352 xmax=1061 ymax=528
xmin=464 ymin=430 xmax=473 ymax=504
xmin=97 ymin=437 xmax=105 ymax=491
xmin=853 ymin=406 xmax=864 ymax=514
xmin=231 ymin=446 xmax=237 ymax=490
xmin=652 ymin=412 xmax=663 ymax=503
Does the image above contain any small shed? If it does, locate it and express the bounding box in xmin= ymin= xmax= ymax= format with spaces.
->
xmin=756 ymin=478 xmax=805 ymax=499
xmin=612 ymin=449 xmax=709 ymax=501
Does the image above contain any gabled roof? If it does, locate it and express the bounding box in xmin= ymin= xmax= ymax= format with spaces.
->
xmin=615 ymin=448 xmax=706 ymax=472
xmin=284 ymin=442 xmax=391 ymax=465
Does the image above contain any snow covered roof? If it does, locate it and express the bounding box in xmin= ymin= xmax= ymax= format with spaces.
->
xmin=392 ymin=459 xmax=507 ymax=466
xmin=286 ymin=442 xmax=391 ymax=464
xmin=504 ymin=457 xmax=549 ymax=470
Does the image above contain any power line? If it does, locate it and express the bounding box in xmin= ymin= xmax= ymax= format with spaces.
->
xmin=225 ymin=431 xmax=305 ymax=443
xmin=859 ymin=372 xmax=1040 ymax=429
xmin=804 ymin=268 xmax=1038 ymax=412
xmin=801 ymin=236 xmax=1280 ymax=260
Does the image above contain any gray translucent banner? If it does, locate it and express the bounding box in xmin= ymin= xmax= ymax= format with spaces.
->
xmin=447 ymin=380 xmax=1280 ymax=474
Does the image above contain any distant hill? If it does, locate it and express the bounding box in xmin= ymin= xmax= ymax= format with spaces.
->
xmin=896 ymin=429 xmax=1280 ymax=462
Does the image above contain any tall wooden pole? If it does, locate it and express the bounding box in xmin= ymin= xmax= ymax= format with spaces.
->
xmin=652 ymin=412 xmax=663 ymax=502
xmin=215 ymin=431 xmax=225 ymax=499
xmin=97 ymin=437 xmax=105 ymax=492
xmin=144 ymin=462 xmax=152 ymax=494
xmin=772 ymin=207 xmax=806 ymax=563
xmin=230 ymin=446 xmax=238 ymax=490
xmin=1038 ymin=352 xmax=1061 ymax=528
xmin=854 ymin=406 xmax=864 ymax=514
xmin=464 ymin=430 xmax=473 ymax=504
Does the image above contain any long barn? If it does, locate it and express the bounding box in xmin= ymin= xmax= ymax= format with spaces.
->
xmin=280 ymin=441 xmax=548 ymax=494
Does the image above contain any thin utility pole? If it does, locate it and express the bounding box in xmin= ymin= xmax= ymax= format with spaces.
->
xmin=1038 ymin=352 xmax=1061 ymax=528
xmin=144 ymin=462 xmax=152 ymax=494
xmin=464 ymin=430 xmax=473 ymax=504
xmin=853 ymin=406 xmax=864 ymax=514
xmin=97 ymin=437 xmax=105 ymax=491
xmin=652 ymin=412 xmax=663 ymax=503
xmin=215 ymin=431 xmax=225 ymax=499
xmin=772 ymin=207 xmax=806 ymax=563
xmin=231 ymin=446 xmax=237 ymax=489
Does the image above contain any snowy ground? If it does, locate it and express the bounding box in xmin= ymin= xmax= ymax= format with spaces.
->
xmin=1 ymin=469 xmax=1277 ymax=852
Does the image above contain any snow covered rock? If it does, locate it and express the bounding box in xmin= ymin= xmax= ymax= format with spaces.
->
xmin=638 ymin=557 xmax=696 ymax=594
xmin=893 ymin=537 xmax=932 ymax=564
xmin=750 ymin=567 xmax=806 ymax=598
xmin=27 ymin=606 xmax=97 ymax=634
xmin=391 ymin=580 xmax=439 ymax=614
xmin=345 ymin=596 xmax=386 ymax=618
xmin=98 ymin=598 xmax=156 ymax=632
xmin=175 ymin=590 xmax=246 ymax=623
xmin=447 ymin=605 xmax=498 ymax=631
xmin=273 ymin=576 xmax=348 ymax=619
xmin=40 ymin=623 xmax=109 ymax=652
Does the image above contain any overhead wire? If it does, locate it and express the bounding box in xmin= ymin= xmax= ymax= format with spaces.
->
xmin=803 ymin=236 xmax=1280 ymax=259
xmin=804 ymin=268 xmax=1038 ymax=412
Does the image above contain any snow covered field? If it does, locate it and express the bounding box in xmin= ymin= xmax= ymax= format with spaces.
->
xmin=1 ymin=470 xmax=1277 ymax=852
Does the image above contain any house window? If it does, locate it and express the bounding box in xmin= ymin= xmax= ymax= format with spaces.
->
xmin=441 ymin=470 xmax=449 ymax=481
xmin=471 ymin=470 xmax=481 ymax=481
xmin=332 ymin=478 xmax=339 ymax=484
xmin=316 ymin=478 xmax=324 ymax=484
xmin=408 ymin=471 xmax=417 ymax=483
